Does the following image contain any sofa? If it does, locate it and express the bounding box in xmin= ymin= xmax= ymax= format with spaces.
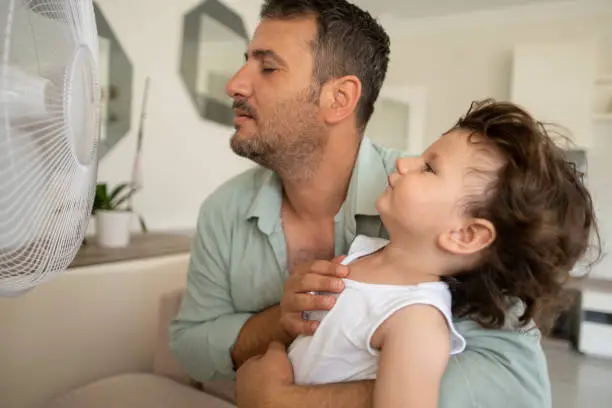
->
xmin=45 ymin=289 xmax=237 ymax=408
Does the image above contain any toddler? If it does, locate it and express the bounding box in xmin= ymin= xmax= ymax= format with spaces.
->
xmin=288 ymin=99 xmax=599 ymax=408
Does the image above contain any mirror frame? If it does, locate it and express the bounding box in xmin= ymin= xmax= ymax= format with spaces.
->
xmin=94 ymin=2 xmax=133 ymax=159
xmin=179 ymin=0 xmax=249 ymax=127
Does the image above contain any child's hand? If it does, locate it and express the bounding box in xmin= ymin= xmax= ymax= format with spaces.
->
xmin=280 ymin=256 xmax=348 ymax=338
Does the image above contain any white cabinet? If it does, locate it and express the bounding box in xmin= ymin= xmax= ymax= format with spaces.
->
xmin=510 ymin=40 xmax=598 ymax=149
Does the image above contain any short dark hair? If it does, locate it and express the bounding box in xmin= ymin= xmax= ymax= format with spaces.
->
xmin=446 ymin=99 xmax=601 ymax=332
xmin=260 ymin=0 xmax=390 ymax=130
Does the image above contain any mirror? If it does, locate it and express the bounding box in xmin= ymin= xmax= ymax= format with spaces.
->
xmin=180 ymin=0 xmax=248 ymax=126
xmin=94 ymin=3 xmax=133 ymax=159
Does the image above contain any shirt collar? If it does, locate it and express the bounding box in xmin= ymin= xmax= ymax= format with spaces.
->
xmin=348 ymin=136 xmax=392 ymax=216
xmin=246 ymin=170 xmax=283 ymax=235
xmin=246 ymin=137 xmax=392 ymax=232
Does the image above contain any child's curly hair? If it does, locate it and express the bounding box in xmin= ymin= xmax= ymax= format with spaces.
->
xmin=446 ymin=99 xmax=601 ymax=332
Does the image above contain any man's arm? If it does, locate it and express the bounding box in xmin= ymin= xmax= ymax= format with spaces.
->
xmin=231 ymin=305 xmax=292 ymax=368
xmin=438 ymin=319 xmax=551 ymax=408
xmin=268 ymin=306 xmax=450 ymax=408
xmin=236 ymin=343 xmax=376 ymax=408
xmin=237 ymin=319 xmax=550 ymax=408
xmin=169 ymin=198 xmax=252 ymax=382
xmin=232 ymin=257 xmax=348 ymax=368
xmin=280 ymin=325 xmax=549 ymax=408
xmin=277 ymin=381 xmax=374 ymax=408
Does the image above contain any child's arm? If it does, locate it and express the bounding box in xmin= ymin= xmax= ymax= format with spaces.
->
xmin=372 ymin=304 xmax=451 ymax=408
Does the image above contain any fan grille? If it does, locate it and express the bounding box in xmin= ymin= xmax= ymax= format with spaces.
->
xmin=0 ymin=0 xmax=100 ymax=295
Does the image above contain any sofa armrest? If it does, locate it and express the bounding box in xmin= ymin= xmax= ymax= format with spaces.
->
xmin=153 ymin=288 xmax=237 ymax=404
xmin=153 ymin=288 xmax=191 ymax=385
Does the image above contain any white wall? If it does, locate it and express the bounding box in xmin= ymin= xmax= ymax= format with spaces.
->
xmin=380 ymin=3 xmax=612 ymax=142
xmin=94 ymin=0 xmax=263 ymax=232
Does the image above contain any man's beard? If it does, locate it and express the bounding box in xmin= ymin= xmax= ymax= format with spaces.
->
xmin=230 ymin=90 xmax=327 ymax=180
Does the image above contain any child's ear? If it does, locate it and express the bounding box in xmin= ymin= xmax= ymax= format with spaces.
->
xmin=438 ymin=218 xmax=496 ymax=255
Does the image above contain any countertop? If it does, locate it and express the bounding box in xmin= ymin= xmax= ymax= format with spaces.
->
xmin=70 ymin=231 xmax=194 ymax=268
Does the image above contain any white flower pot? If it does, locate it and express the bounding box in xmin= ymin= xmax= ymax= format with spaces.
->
xmin=85 ymin=215 xmax=96 ymax=236
xmin=96 ymin=210 xmax=132 ymax=248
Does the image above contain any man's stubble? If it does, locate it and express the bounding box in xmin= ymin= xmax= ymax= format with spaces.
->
xmin=230 ymin=87 xmax=328 ymax=181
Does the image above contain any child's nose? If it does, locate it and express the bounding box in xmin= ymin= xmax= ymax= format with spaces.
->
xmin=395 ymin=157 xmax=414 ymax=175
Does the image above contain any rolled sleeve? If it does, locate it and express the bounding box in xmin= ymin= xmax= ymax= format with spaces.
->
xmin=169 ymin=197 xmax=251 ymax=382
xmin=172 ymin=312 xmax=252 ymax=380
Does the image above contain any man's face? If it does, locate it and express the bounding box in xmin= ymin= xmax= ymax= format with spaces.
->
xmin=225 ymin=16 xmax=327 ymax=174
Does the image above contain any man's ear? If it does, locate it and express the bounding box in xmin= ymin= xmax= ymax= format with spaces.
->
xmin=320 ymin=75 xmax=361 ymax=125
xmin=437 ymin=218 xmax=496 ymax=256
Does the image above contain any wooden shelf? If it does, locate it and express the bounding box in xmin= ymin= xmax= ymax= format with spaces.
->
xmin=71 ymin=231 xmax=194 ymax=268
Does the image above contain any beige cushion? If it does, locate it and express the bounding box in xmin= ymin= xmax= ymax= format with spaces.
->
xmin=153 ymin=289 xmax=238 ymax=405
xmin=45 ymin=373 xmax=235 ymax=408
xmin=153 ymin=288 xmax=190 ymax=384
xmin=201 ymin=381 xmax=237 ymax=404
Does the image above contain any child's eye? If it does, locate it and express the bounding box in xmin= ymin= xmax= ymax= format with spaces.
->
xmin=423 ymin=163 xmax=435 ymax=174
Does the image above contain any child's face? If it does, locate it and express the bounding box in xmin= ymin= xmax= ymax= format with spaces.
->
xmin=376 ymin=129 xmax=501 ymax=250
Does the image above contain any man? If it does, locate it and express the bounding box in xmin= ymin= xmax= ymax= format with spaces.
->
xmin=170 ymin=0 xmax=552 ymax=407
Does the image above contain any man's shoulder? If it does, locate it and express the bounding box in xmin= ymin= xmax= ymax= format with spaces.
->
xmin=441 ymin=319 xmax=551 ymax=407
xmin=198 ymin=165 xmax=272 ymax=219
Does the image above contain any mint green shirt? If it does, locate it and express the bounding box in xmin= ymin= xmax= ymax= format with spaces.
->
xmin=169 ymin=138 xmax=551 ymax=407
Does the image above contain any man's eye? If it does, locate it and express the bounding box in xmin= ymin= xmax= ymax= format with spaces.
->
xmin=262 ymin=67 xmax=277 ymax=73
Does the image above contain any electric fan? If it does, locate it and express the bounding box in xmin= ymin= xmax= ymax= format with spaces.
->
xmin=0 ymin=0 xmax=101 ymax=296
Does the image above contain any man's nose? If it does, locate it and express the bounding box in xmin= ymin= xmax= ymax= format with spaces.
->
xmin=226 ymin=66 xmax=252 ymax=99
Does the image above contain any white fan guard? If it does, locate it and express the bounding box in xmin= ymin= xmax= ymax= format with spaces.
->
xmin=0 ymin=0 xmax=101 ymax=296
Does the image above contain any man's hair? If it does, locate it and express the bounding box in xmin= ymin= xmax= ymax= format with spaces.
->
xmin=260 ymin=0 xmax=390 ymax=130
xmin=446 ymin=99 xmax=601 ymax=332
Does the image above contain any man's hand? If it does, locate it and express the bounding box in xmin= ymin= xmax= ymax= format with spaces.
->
xmin=236 ymin=341 xmax=294 ymax=408
xmin=280 ymin=256 xmax=348 ymax=338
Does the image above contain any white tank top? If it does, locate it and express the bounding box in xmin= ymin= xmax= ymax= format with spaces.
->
xmin=288 ymin=235 xmax=467 ymax=385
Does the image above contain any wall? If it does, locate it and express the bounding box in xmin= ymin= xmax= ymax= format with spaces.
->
xmin=380 ymin=2 xmax=612 ymax=141
xmin=94 ymin=0 xmax=263 ymax=232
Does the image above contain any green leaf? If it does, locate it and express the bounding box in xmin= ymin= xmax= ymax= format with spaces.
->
xmin=137 ymin=214 xmax=148 ymax=233
xmin=112 ymin=188 xmax=138 ymax=209
xmin=93 ymin=183 xmax=110 ymax=213
xmin=96 ymin=183 xmax=109 ymax=202
xmin=109 ymin=183 xmax=130 ymax=203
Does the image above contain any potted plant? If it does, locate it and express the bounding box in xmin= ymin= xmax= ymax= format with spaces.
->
xmin=92 ymin=182 xmax=147 ymax=248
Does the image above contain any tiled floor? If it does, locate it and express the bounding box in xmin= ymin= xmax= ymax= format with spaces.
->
xmin=545 ymin=339 xmax=612 ymax=407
